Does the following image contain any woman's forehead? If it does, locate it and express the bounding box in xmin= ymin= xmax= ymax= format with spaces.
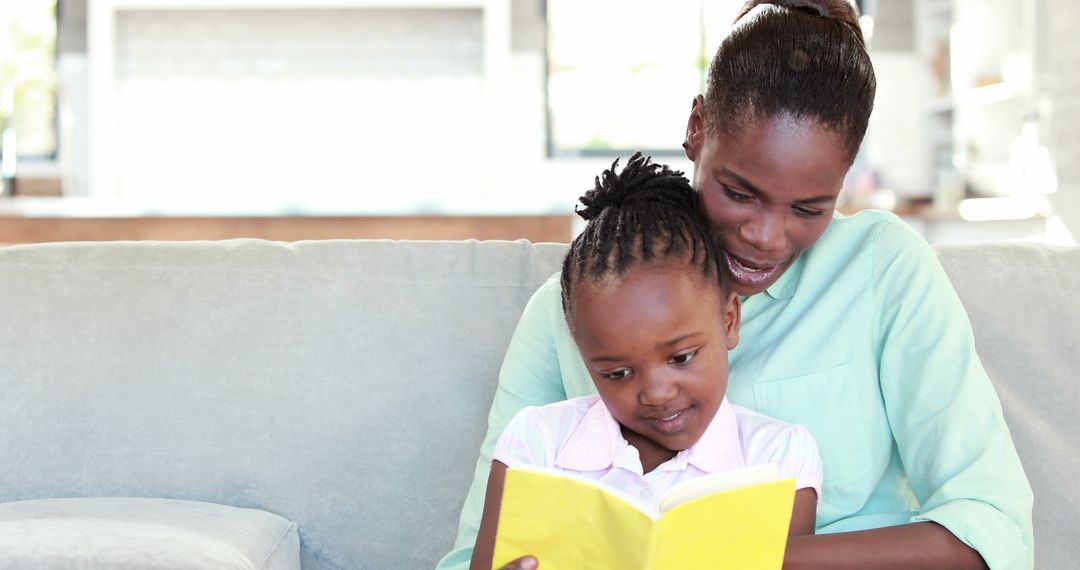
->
xmin=704 ymin=115 xmax=850 ymax=197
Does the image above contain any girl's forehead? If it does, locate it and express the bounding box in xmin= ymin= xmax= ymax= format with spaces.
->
xmin=576 ymin=260 xmax=720 ymax=301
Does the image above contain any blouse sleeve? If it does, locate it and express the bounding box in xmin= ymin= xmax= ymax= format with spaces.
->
xmin=871 ymin=217 xmax=1034 ymax=570
xmin=436 ymin=275 xmax=570 ymax=570
xmin=772 ymin=425 xmax=823 ymax=501
xmin=491 ymin=406 xmax=556 ymax=470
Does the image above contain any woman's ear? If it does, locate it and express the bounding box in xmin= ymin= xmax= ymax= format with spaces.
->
xmin=684 ymin=95 xmax=706 ymax=161
xmin=723 ymin=290 xmax=741 ymax=350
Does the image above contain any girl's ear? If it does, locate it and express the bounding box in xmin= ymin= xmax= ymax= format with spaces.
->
xmin=723 ymin=290 xmax=741 ymax=350
xmin=684 ymin=95 xmax=706 ymax=162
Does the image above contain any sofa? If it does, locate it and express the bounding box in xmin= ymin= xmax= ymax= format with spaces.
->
xmin=0 ymin=237 xmax=1076 ymax=569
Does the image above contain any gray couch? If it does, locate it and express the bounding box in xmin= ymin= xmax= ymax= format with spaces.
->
xmin=0 ymin=238 xmax=1076 ymax=569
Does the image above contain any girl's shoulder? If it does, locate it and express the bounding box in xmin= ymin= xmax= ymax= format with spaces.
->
xmin=730 ymin=404 xmax=822 ymax=492
xmin=509 ymin=395 xmax=601 ymax=433
xmin=730 ymin=404 xmax=820 ymax=463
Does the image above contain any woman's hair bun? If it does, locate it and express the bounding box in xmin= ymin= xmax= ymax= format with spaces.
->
xmin=736 ymin=0 xmax=864 ymax=46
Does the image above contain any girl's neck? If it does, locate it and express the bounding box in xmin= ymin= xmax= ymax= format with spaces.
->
xmin=621 ymin=425 xmax=677 ymax=474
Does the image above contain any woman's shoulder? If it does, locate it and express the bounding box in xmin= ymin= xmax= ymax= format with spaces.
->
xmin=810 ymin=209 xmax=933 ymax=268
xmin=523 ymin=272 xmax=564 ymax=311
xmin=822 ymin=208 xmax=911 ymax=243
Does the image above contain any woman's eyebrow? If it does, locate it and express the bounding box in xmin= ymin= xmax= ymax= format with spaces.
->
xmin=796 ymin=194 xmax=839 ymax=205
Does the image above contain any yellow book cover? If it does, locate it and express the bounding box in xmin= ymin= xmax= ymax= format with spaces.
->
xmin=491 ymin=464 xmax=795 ymax=570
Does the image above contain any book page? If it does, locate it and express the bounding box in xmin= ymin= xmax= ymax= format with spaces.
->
xmin=492 ymin=467 xmax=656 ymax=570
xmin=653 ymin=477 xmax=796 ymax=569
xmin=658 ymin=463 xmax=780 ymax=513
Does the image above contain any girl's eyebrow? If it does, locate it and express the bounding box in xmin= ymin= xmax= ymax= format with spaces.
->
xmin=658 ymin=332 xmax=701 ymax=348
xmin=589 ymin=332 xmax=701 ymax=363
xmin=589 ymin=354 xmax=627 ymax=364
xmin=719 ymin=167 xmax=838 ymax=205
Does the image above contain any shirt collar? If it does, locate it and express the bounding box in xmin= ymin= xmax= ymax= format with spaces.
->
xmin=554 ymin=397 xmax=745 ymax=474
xmin=760 ymin=211 xmax=843 ymax=300
xmin=763 ymin=251 xmax=805 ymax=300
xmin=682 ymin=398 xmax=745 ymax=473
xmin=554 ymin=397 xmax=623 ymax=472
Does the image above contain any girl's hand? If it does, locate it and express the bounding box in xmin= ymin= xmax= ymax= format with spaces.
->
xmin=499 ymin=555 xmax=538 ymax=570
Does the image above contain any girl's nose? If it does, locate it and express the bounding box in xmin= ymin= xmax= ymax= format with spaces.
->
xmin=639 ymin=371 xmax=678 ymax=406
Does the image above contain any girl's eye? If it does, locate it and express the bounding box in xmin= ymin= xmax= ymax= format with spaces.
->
xmin=794 ymin=206 xmax=823 ymax=217
xmin=602 ymin=369 xmax=632 ymax=381
xmin=670 ymin=350 xmax=698 ymax=366
xmin=723 ymin=186 xmax=752 ymax=202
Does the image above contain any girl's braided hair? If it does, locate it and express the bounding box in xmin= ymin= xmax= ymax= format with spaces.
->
xmin=560 ymin=152 xmax=725 ymax=324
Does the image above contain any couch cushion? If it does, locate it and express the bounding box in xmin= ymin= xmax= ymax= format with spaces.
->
xmin=936 ymin=242 xmax=1080 ymax=569
xmin=0 ymin=498 xmax=300 ymax=570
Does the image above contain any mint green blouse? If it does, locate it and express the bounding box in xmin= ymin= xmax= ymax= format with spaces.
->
xmin=438 ymin=210 xmax=1034 ymax=570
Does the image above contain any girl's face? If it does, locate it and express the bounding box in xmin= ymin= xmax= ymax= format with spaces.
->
xmin=571 ymin=263 xmax=740 ymax=471
xmin=684 ymin=97 xmax=852 ymax=296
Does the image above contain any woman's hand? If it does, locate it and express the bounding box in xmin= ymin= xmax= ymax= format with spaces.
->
xmin=498 ymin=555 xmax=538 ymax=570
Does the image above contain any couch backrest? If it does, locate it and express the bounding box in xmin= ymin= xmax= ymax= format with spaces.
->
xmin=0 ymin=239 xmax=567 ymax=570
xmin=0 ymin=239 xmax=1076 ymax=568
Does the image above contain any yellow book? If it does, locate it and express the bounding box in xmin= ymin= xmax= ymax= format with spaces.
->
xmin=491 ymin=464 xmax=795 ymax=570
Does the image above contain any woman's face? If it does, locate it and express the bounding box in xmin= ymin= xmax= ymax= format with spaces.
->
xmin=684 ymin=97 xmax=852 ymax=296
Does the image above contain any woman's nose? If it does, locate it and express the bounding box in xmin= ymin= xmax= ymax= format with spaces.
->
xmin=739 ymin=212 xmax=784 ymax=254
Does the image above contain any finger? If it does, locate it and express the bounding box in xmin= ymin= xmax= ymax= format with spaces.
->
xmin=501 ymin=555 xmax=538 ymax=570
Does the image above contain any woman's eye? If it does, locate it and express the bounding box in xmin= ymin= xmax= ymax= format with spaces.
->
xmin=723 ymin=186 xmax=752 ymax=202
xmin=602 ymin=369 xmax=632 ymax=381
xmin=670 ymin=350 xmax=698 ymax=366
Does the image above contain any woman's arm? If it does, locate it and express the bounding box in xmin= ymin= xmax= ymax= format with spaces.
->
xmin=865 ymin=217 xmax=1033 ymax=569
xmin=784 ymin=523 xmax=987 ymax=569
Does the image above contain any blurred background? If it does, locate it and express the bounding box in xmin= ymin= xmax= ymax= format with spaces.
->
xmin=0 ymin=0 xmax=1076 ymax=245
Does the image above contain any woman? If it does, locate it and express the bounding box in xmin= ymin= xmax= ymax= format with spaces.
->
xmin=439 ymin=1 xmax=1033 ymax=568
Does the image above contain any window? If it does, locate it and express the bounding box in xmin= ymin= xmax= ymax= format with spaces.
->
xmin=545 ymin=0 xmax=744 ymax=157
xmin=0 ymin=0 xmax=57 ymax=163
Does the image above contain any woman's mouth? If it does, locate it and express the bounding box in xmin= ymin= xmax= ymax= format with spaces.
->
xmin=724 ymin=251 xmax=781 ymax=288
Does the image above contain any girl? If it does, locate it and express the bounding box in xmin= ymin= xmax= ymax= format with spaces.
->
xmin=443 ymin=1 xmax=1033 ymax=568
xmin=470 ymin=153 xmax=822 ymax=570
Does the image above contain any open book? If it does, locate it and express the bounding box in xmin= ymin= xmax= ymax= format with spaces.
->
xmin=491 ymin=463 xmax=795 ymax=570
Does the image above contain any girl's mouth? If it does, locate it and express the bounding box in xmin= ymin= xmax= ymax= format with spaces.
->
xmin=648 ymin=408 xmax=691 ymax=434
xmin=724 ymin=251 xmax=781 ymax=288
